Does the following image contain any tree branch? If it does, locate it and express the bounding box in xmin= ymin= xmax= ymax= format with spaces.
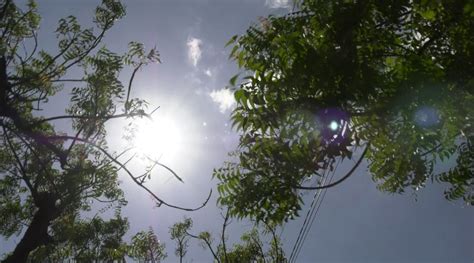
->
xmin=293 ymin=142 xmax=370 ymax=190
xmin=6 ymin=125 xmax=58 ymax=193
xmin=45 ymin=135 xmax=212 ymax=211
xmin=31 ymin=111 xmax=149 ymax=126
xmin=220 ymin=209 xmax=230 ymax=263
xmin=145 ymin=156 xmax=184 ymax=183
xmin=185 ymin=231 xmax=221 ymax=263
xmin=2 ymin=125 xmax=37 ymax=199
xmin=125 ymin=62 xmax=144 ymax=113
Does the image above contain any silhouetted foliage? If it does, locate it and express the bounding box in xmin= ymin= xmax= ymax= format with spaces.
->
xmin=171 ymin=212 xmax=287 ymax=263
xmin=129 ymin=228 xmax=167 ymax=263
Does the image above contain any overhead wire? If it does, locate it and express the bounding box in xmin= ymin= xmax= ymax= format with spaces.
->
xmin=292 ymin=158 xmax=341 ymax=262
xmin=288 ymin=159 xmax=332 ymax=262
xmin=289 ymin=159 xmax=341 ymax=262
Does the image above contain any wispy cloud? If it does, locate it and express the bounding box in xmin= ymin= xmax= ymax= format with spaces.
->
xmin=265 ymin=0 xmax=290 ymax=8
xmin=187 ymin=37 xmax=202 ymax=67
xmin=204 ymin=68 xmax=212 ymax=77
xmin=209 ymin=89 xmax=236 ymax=113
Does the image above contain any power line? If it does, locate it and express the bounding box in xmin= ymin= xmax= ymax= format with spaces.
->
xmin=292 ymin=159 xmax=340 ymax=262
xmin=288 ymin=160 xmax=332 ymax=262
xmin=289 ymin=179 xmax=326 ymax=262
xmin=288 ymin=157 xmax=341 ymax=263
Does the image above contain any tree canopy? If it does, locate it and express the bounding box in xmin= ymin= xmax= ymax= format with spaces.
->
xmin=0 ymin=0 xmax=207 ymax=261
xmin=215 ymin=0 xmax=473 ymax=223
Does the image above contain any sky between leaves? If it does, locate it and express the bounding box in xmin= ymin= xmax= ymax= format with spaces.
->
xmin=1 ymin=0 xmax=473 ymax=262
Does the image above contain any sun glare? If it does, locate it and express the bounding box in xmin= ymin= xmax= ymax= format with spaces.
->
xmin=133 ymin=117 xmax=182 ymax=161
xmin=329 ymin=120 xmax=339 ymax=131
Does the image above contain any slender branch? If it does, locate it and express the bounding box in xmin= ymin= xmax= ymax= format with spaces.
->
xmin=31 ymin=111 xmax=148 ymax=126
xmin=135 ymin=161 xmax=157 ymax=184
xmin=43 ymin=35 xmax=78 ymax=72
xmin=293 ymin=142 xmax=370 ymax=190
xmin=50 ymin=78 xmax=86 ymax=83
xmin=125 ymin=62 xmax=144 ymax=113
xmin=6 ymin=126 xmax=58 ymax=192
xmin=220 ymin=209 xmax=230 ymax=263
xmin=23 ymin=29 xmax=38 ymax=63
xmin=65 ymin=125 xmax=84 ymax=160
xmin=114 ymin=153 xmax=136 ymax=176
xmin=46 ymin=135 xmax=212 ymax=211
xmin=2 ymin=125 xmax=37 ymax=198
xmin=146 ymin=156 xmax=184 ymax=183
xmin=185 ymin=231 xmax=221 ymax=263
xmin=420 ymin=143 xmax=442 ymax=157
xmin=263 ymin=221 xmax=281 ymax=262
xmin=250 ymin=234 xmax=266 ymax=263
xmin=49 ymin=22 xmax=111 ymax=80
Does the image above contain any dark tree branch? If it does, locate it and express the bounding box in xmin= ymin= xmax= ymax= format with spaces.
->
xmin=50 ymin=78 xmax=86 ymax=83
xmin=51 ymin=21 xmax=111 ymax=79
xmin=65 ymin=125 xmax=84 ymax=160
xmin=2 ymin=125 xmax=37 ymax=199
xmin=420 ymin=143 xmax=442 ymax=157
xmin=6 ymin=126 xmax=58 ymax=193
xmin=31 ymin=111 xmax=148 ymax=126
xmin=125 ymin=62 xmax=144 ymax=113
xmin=23 ymin=29 xmax=38 ymax=64
xmin=293 ymin=142 xmax=370 ymax=190
xmin=185 ymin=231 xmax=221 ymax=263
xmin=2 ymin=192 xmax=59 ymax=263
xmin=220 ymin=208 xmax=230 ymax=263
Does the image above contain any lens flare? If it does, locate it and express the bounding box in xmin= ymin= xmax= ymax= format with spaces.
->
xmin=414 ymin=106 xmax=441 ymax=128
xmin=329 ymin=121 xmax=339 ymax=131
xmin=315 ymin=108 xmax=350 ymax=145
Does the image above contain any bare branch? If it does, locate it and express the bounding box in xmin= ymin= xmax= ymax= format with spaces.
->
xmin=293 ymin=142 xmax=370 ymax=190
xmin=23 ymin=29 xmax=38 ymax=63
xmin=46 ymin=135 xmax=212 ymax=211
xmin=145 ymin=156 xmax=184 ymax=183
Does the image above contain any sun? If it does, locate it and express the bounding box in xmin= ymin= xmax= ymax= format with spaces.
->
xmin=133 ymin=116 xmax=182 ymax=161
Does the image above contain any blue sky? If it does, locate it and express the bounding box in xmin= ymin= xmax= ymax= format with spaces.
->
xmin=1 ymin=0 xmax=473 ymax=262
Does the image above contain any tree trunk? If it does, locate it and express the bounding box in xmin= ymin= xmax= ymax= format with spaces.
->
xmin=2 ymin=194 xmax=59 ymax=263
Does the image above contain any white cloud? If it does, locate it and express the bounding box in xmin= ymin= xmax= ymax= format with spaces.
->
xmin=187 ymin=37 xmax=202 ymax=67
xmin=204 ymin=68 xmax=212 ymax=77
xmin=209 ymin=89 xmax=236 ymax=113
xmin=265 ymin=0 xmax=290 ymax=8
